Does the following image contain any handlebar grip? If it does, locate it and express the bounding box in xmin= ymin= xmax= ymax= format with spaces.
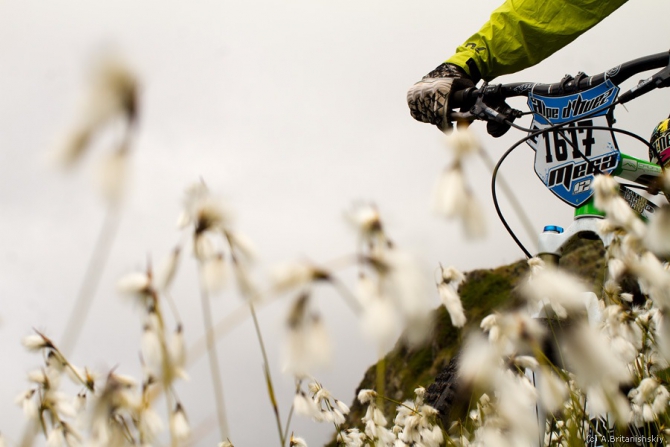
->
xmin=619 ymin=64 xmax=670 ymax=104
xmin=450 ymin=87 xmax=478 ymax=109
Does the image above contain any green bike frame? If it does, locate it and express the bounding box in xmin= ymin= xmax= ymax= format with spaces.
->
xmin=573 ymin=153 xmax=662 ymax=220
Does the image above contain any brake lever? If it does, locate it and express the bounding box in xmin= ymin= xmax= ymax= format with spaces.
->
xmin=470 ymin=95 xmax=509 ymax=124
xmin=448 ymin=84 xmax=523 ymax=135
xmin=469 ymin=94 xmax=523 ymax=138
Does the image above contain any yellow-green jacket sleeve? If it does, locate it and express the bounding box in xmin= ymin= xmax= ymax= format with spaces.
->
xmin=447 ymin=0 xmax=629 ymax=82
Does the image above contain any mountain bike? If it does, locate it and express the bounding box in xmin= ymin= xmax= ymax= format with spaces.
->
xmin=426 ymin=51 xmax=670 ymax=447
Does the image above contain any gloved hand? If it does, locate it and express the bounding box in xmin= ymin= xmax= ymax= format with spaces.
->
xmin=407 ymin=63 xmax=475 ymax=132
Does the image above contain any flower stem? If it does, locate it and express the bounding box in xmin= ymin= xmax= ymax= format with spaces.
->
xmin=223 ymin=229 xmax=285 ymax=447
xmin=376 ymin=352 xmax=386 ymax=411
xmin=198 ymin=262 xmax=229 ymax=441
xmin=59 ymin=207 xmax=122 ymax=356
xmin=249 ymin=301 xmax=285 ymax=446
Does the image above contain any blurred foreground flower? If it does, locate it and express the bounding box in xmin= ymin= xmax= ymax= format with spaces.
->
xmin=433 ymin=126 xmax=486 ymax=239
xmin=644 ymin=205 xmax=670 ymax=257
xmin=436 ymin=265 xmax=466 ymax=327
xmin=521 ymin=265 xmax=590 ymax=319
xmin=283 ymin=294 xmax=331 ymax=377
xmin=592 ymin=174 xmax=646 ymax=239
xmin=52 ymin=54 xmax=139 ymax=205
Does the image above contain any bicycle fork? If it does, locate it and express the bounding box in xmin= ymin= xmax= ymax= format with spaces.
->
xmin=531 ymin=216 xmax=613 ymax=447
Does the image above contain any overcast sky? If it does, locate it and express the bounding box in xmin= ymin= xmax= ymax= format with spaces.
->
xmin=1 ymin=0 xmax=669 ymax=445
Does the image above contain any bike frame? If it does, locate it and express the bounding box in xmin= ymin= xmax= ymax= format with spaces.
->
xmin=538 ymin=153 xmax=662 ymax=265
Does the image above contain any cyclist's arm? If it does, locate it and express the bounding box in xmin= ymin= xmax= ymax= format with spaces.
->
xmin=447 ymin=0 xmax=629 ymax=82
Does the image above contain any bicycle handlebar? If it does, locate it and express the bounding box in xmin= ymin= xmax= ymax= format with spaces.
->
xmin=451 ymin=51 xmax=670 ymax=117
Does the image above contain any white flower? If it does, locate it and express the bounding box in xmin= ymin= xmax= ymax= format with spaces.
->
xmin=48 ymin=391 xmax=76 ymax=419
xmin=480 ymin=314 xmax=499 ymax=342
xmin=362 ymin=402 xmax=390 ymax=440
xmin=194 ymin=198 xmax=230 ymax=233
xmin=645 ymin=205 xmax=670 ymax=256
xmin=360 ymin=293 xmax=399 ymax=349
xmin=88 ymin=55 xmax=138 ymax=122
xmin=584 ymin=291 xmax=604 ymax=327
xmin=629 ymin=251 xmax=670 ymax=308
xmin=181 ymin=182 xmax=232 ymax=237
xmin=458 ymin=334 xmax=500 ymax=387
xmin=73 ymin=391 xmax=87 ymax=413
xmin=629 ymin=377 xmax=670 ymax=425
xmin=527 ymin=257 xmax=545 ymax=275
xmin=170 ymin=404 xmax=190 ymax=440
xmin=414 ymin=387 xmax=425 ymax=400
xmin=368 ymin=406 xmax=387 ymax=427
xmin=357 ymin=389 xmax=377 ymax=404
xmin=592 ymin=174 xmax=620 ymax=205
xmin=117 ymin=272 xmax=152 ymax=297
xmin=293 ymin=392 xmax=321 ymax=419
xmin=438 ymin=282 xmax=466 ymax=327
xmin=444 ymin=126 xmax=481 ymax=158
xmin=494 ymin=371 xmax=539 ymax=445
xmin=52 ymin=54 xmax=137 ymax=167
xmin=23 ymin=333 xmax=52 ymax=351
xmin=47 ymin=424 xmax=65 ymax=447
xmin=562 ymin=323 xmax=631 ymax=423
xmin=462 ymin=197 xmax=486 ymax=239
xmin=194 ymin=233 xmax=216 ymax=260
xmin=28 ymin=369 xmax=50 ymax=386
xmin=227 ymin=231 xmax=257 ymax=261
xmin=521 ymin=267 xmax=589 ymax=318
xmin=513 ymin=355 xmax=539 ymax=371
xmin=169 ymin=325 xmax=187 ymax=379
xmin=592 ymin=175 xmax=646 ymax=238
xmin=282 ymin=294 xmax=331 ymax=377
xmin=141 ymin=324 xmax=163 ymax=379
xmin=15 ymin=389 xmax=38 ymax=419
xmin=564 ymin=323 xmax=630 ymax=385
xmin=271 ymin=262 xmax=324 ymax=293
xmin=536 ymin=366 xmax=568 ymax=413
xmin=328 ymin=408 xmax=346 ymax=425
xmin=334 ymin=399 xmax=350 ymax=415
xmin=138 ymin=407 xmax=164 ymax=441
xmin=608 ymin=258 xmax=626 ymax=282
xmin=433 ymin=166 xmax=467 ymax=219
xmin=381 ymin=250 xmax=432 ymax=345
xmin=441 ymin=265 xmax=465 ymax=285
xmin=337 ymin=429 xmax=365 ymax=447
xmin=420 ymin=424 xmax=443 ymax=446
xmin=314 ymin=386 xmax=331 ymax=402
xmin=481 ymin=311 xmax=545 ymax=356
xmin=602 ymin=304 xmax=643 ymax=364
xmin=201 ymin=253 xmax=228 ymax=294
xmin=433 ymin=166 xmax=486 ymax=239
xmin=290 ymin=434 xmax=308 ymax=447
xmin=586 ymin=384 xmax=631 ymax=425
xmin=346 ymin=203 xmax=383 ymax=242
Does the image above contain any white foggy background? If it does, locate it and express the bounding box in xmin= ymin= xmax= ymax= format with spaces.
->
xmin=0 ymin=0 xmax=668 ymax=445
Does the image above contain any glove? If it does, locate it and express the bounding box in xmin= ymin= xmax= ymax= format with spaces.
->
xmin=407 ymin=63 xmax=475 ymax=132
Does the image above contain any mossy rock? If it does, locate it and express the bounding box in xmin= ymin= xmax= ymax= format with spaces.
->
xmin=325 ymin=237 xmax=606 ymax=446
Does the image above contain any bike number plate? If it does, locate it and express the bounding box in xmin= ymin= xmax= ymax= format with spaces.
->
xmin=526 ymin=80 xmax=621 ymax=207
